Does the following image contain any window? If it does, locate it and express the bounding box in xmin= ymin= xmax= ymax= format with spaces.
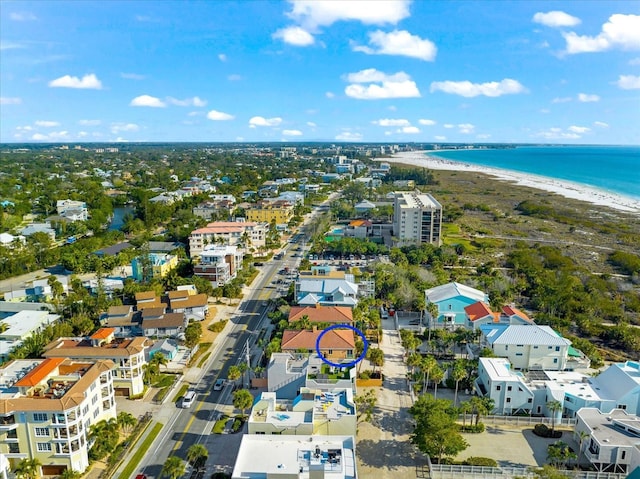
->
xmin=516 ymin=353 xmax=523 ymax=356
xmin=496 ymin=385 xmax=501 ymax=391
xmin=507 ymin=386 xmax=512 ymax=392
xmin=37 ymin=442 xmax=52 ymax=452
xmin=553 ymin=358 xmax=558 ymax=363
xmin=527 ymin=398 xmax=533 ymax=403
xmin=34 ymin=427 xmax=49 ymax=437
xmin=505 ymin=345 xmax=509 ymax=351
xmin=93 ymin=409 xmax=99 ymax=419
xmin=555 ymin=346 xmax=560 ymax=352
xmin=82 ymin=405 xmax=89 ymax=415
xmin=506 ymin=397 xmax=511 ymax=403
xmin=533 ymin=345 xmax=538 ymax=349
xmin=516 ymin=344 xmax=523 ymax=348
xmin=622 ymin=451 xmax=627 ymax=460
xmin=548 ymin=346 xmax=552 ymax=350
xmin=33 ymin=413 xmax=48 ymax=422
xmin=617 ymin=404 xmax=627 ymax=410
xmin=328 ymin=350 xmax=333 ymax=355
xmin=92 ymin=395 xmax=98 ymax=405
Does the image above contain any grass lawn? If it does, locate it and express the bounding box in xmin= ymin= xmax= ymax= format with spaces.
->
xmin=198 ymin=352 xmax=212 ymax=368
xmin=119 ymin=422 xmax=163 ymax=479
xmin=172 ymin=384 xmax=189 ymax=403
xmin=212 ymin=415 xmax=229 ymax=434
xmin=153 ymin=374 xmax=177 ymax=388
xmin=188 ymin=342 xmax=212 ymax=367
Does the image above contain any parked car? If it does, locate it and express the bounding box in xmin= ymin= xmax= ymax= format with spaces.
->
xmin=214 ymin=378 xmax=225 ymax=391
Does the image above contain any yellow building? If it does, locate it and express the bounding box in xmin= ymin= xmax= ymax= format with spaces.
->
xmin=246 ymin=202 xmax=294 ymax=225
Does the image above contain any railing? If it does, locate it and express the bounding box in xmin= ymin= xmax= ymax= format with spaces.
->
xmin=269 ymin=372 xmax=304 ymax=392
xmin=459 ymin=414 xmax=576 ymax=427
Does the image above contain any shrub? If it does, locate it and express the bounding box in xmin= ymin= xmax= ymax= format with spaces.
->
xmin=463 ymin=457 xmax=498 ymax=467
xmin=533 ymin=423 xmax=562 ymax=438
xmin=358 ymin=370 xmax=371 ymax=380
xmin=460 ymin=423 xmax=485 ymax=433
xmin=208 ymin=320 xmax=228 ymax=333
xmin=232 ymin=416 xmax=244 ymax=433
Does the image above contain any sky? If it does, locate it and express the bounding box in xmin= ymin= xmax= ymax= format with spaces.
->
xmin=1 ymin=0 xmax=639 ymax=145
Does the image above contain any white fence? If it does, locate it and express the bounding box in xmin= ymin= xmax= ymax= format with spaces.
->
xmin=459 ymin=414 xmax=577 ymax=427
xmin=429 ymin=464 xmax=627 ymax=479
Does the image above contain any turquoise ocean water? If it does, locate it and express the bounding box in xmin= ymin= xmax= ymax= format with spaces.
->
xmin=428 ymin=146 xmax=640 ymax=200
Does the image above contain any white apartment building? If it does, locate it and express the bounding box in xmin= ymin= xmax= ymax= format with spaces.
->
xmin=42 ymin=328 xmax=147 ymax=397
xmin=392 ymin=192 xmax=442 ymax=246
xmin=232 ymin=435 xmax=357 ymax=479
xmin=0 ymin=358 xmax=116 ymax=475
xmin=188 ymin=221 xmax=268 ymax=256
xmin=194 ymin=245 xmax=244 ymax=287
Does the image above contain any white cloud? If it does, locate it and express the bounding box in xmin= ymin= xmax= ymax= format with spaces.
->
xmin=535 ymin=127 xmax=582 ymax=140
xmin=353 ymin=30 xmax=437 ymax=61
xmin=434 ymin=135 xmax=447 ymax=141
xmin=120 ymin=72 xmax=145 ymax=80
xmin=228 ymin=74 xmax=242 ymax=81
xmin=10 ymin=12 xmax=37 ymax=21
xmin=78 ymin=131 xmax=88 ymax=137
xmin=78 ymin=119 xmax=101 ymax=126
xmin=594 ymin=121 xmax=609 ymax=128
xmin=418 ymin=119 xmax=436 ymax=126
xmin=31 ymin=131 xmax=69 ymax=141
xmin=286 ymin=0 xmax=410 ymax=30
xmin=130 ymin=95 xmax=166 ymax=107
xmin=273 ymin=26 xmax=315 ymax=46
xmin=615 ymin=74 xmax=640 ymax=90
xmin=399 ymin=126 xmax=420 ymax=134
xmin=110 ymin=123 xmax=139 ymax=134
xmin=552 ymin=97 xmax=572 ymax=103
xmin=458 ymin=123 xmax=475 ymax=134
xmin=0 ymin=97 xmax=22 ymax=105
xmin=629 ymin=57 xmax=640 ymax=66
xmin=539 ymin=108 xmax=550 ymax=114
xmin=218 ymin=53 xmax=227 ymax=62
xmin=384 ymin=131 xmax=392 ymax=136
xmin=207 ymin=110 xmax=235 ymax=121
xmin=236 ymin=136 xmax=245 ymax=141
xmin=16 ymin=125 xmax=33 ymax=131
xmin=283 ymin=129 xmax=303 ymax=136
xmin=568 ymin=125 xmax=590 ymax=133
xmin=49 ymin=73 xmax=103 ymax=89
xmin=532 ymin=11 xmax=580 ymax=28
xmin=563 ymin=14 xmax=640 ymax=54
xmin=114 ymin=137 xmax=129 ymax=142
xmin=335 ymin=131 xmax=363 ymax=141
xmin=325 ymin=91 xmax=335 ymax=98
xmin=31 ymin=133 xmax=48 ymax=141
xmin=35 ymin=120 xmax=60 ymax=128
xmin=372 ymin=118 xmax=410 ymax=127
xmin=476 ymin=134 xmax=492 ymax=139
xmin=344 ymin=69 xmax=420 ymax=100
xmin=0 ymin=41 xmax=26 ymax=50
xmin=167 ymin=96 xmax=207 ymax=107
xmin=443 ymin=124 xmax=454 ymax=129
xmin=306 ymin=121 xmax=317 ymax=127
xmin=578 ymin=93 xmax=600 ymax=102
xmin=430 ymin=78 xmax=527 ymax=97
xmin=249 ymin=116 xmax=283 ymax=127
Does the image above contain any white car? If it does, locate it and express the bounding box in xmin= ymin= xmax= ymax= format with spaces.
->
xmin=213 ymin=379 xmax=225 ymax=391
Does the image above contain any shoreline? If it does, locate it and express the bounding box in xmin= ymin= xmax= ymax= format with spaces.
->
xmin=385 ymin=151 xmax=640 ymax=214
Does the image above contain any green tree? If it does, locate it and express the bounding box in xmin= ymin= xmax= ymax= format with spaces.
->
xmin=186 ymin=444 xmax=209 ymax=468
xmin=547 ymin=400 xmax=562 ymax=435
xmin=88 ymin=418 xmax=119 ymax=460
xmin=232 ymin=388 xmax=253 ymax=416
xmin=547 ymin=440 xmax=576 ymax=468
xmin=47 ymin=275 xmax=65 ymax=309
xmin=161 ymin=456 xmax=186 ymax=479
xmin=420 ymin=355 xmax=437 ymax=394
xmin=430 ymin=365 xmax=445 ymax=399
xmin=354 ymin=389 xmax=377 ymax=423
xmin=58 ymin=469 xmax=81 ymax=479
xmin=117 ymin=411 xmax=136 ymax=434
xmin=227 ymin=365 xmax=242 ymax=386
xmin=184 ymin=322 xmax=202 ymax=348
xmin=15 ymin=458 xmax=42 ymax=479
xmin=366 ymin=347 xmax=384 ymax=376
xmin=451 ymin=360 xmax=467 ymax=406
xmin=409 ymin=394 xmax=468 ymax=463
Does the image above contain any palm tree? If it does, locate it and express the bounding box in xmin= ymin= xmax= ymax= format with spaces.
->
xmin=152 ymin=352 xmax=168 ymax=371
xmin=547 ymin=400 xmax=563 ymax=435
xmin=469 ymin=396 xmax=488 ymax=427
xmin=420 ymin=355 xmax=437 ymax=393
xmin=58 ymin=469 xmax=81 ymax=479
xmin=459 ymin=400 xmax=472 ymax=428
xmin=577 ymin=430 xmax=589 ymax=467
xmin=430 ymin=365 xmax=444 ymax=399
xmin=227 ymin=365 xmax=242 ymax=386
xmin=15 ymin=458 xmax=41 ymax=479
xmin=451 ymin=360 xmax=467 ymax=406
xmin=117 ymin=411 xmax=136 ymax=434
xmin=186 ymin=444 xmax=209 ymax=468
xmin=366 ymin=348 xmax=384 ymax=377
xmin=161 ymin=456 xmax=186 ymax=479
xmin=233 ymin=388 xmax=254 ymax=416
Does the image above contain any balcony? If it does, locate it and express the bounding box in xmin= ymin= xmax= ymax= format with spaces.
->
xmin=0 ymin=415 xmax=17 ymax=430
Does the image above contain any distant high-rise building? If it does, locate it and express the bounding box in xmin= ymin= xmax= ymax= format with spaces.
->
xmin=393 ymin=191 xmax=443 ymax=246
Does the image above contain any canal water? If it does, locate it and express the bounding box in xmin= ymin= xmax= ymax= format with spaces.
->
xmin=108 ymin=206 xmax=135 ymax=231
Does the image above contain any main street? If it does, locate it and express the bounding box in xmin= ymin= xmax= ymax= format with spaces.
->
xmin=130 ymin=198 xmax=333 ymax=478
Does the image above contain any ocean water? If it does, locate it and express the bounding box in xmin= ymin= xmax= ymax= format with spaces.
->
xmin=428 ymin=146 xmax=640 ymax=200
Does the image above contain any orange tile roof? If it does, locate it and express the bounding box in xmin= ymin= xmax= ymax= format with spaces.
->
xmin=15 ymin=358 xmax=65 ymax=387
xmin=349 ymin=219 xmax=372 ymax=227
xmin=464 ymin=301 xmax=494 ymax=321
xmin=288 ymin=305 xmax=353 ymax=324
xmin=192 ymin=221 xmax=259 ymax=235
xmin=90 ymin=328 xmax=115 ymax=340
xmin=502 ymin=305 xmax=531 ymax=321
xmin=281 ymin=329 xmax=355 ymax=351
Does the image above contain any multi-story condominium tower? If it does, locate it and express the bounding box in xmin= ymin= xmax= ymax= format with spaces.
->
xmin=393 ymin=191 xmax=443 ymax=246
xmin=0 ymin=358 xmax=116 ymax=475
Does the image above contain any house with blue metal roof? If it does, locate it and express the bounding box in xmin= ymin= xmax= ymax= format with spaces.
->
xmin=424 ymin=282 xmax=488 ymax=327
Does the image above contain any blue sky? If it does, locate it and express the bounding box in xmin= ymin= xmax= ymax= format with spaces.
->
xmin=1 ymin=0 xmax=639 ymax=144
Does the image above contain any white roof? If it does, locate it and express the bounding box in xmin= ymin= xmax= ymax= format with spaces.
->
xmin=482 ymin=324 xmax=571 ymax=347
xmin=232 ymin=435 xmax=356 ymax=479
xmin=298 ymin=279 xmax=358 ymax=296
xmin=591 ymin=361 xmax=640 ymax=401
xmin=479 ymin=357 xmax=519 ymax=381
xmin=1 ymin=310 xmax=59 ymax=340
xmin=425 ymin=282 xmax=486 ymax=303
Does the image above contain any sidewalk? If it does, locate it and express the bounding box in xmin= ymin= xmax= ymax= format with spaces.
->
xmin=356 ymin=323 xmax=425 ymax=479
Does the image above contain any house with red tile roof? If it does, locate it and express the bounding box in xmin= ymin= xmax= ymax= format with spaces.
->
xmin=501 ymin=306 xmax=533 ymax=325
xmin=281 ymin=328 xmax=355 ymax=361
xmin=465 ymin=302 xmax=501 ymax=330
xmin=288 ymin=305 xmax=353 ymax=325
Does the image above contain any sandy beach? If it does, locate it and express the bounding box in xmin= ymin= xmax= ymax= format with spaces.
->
xmin=385 ymin=150 xmax=640 ymax=214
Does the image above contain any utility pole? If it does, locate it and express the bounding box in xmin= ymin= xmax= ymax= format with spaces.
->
xmin=245 ymin=338 xmax=251 ymax=389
